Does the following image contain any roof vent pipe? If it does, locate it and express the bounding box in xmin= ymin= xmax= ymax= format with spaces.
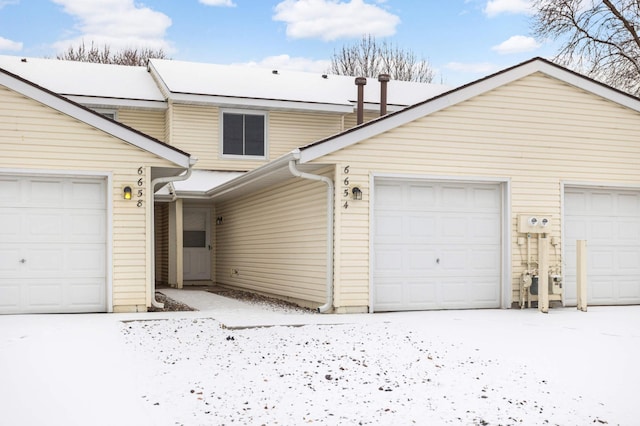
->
xmin=378 ymin=73 xmax=390 ymax=116
xmin=355 ymin=77 xmax=367 ymax=125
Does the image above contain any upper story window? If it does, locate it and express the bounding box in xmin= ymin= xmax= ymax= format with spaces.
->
xmin=222 ymin=111 xmax=266 ymax=158
xmin=92 ymin=108 xmax=117 ymax=121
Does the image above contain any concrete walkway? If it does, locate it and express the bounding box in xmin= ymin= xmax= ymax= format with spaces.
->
xmin=154 ymin=288 xmax=378 ymax=329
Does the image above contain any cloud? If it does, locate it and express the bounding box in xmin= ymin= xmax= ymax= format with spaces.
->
xmin=0 ymin=36 xmax=23 ymax=51
xmin=50 ymin=0 xmax=173 ymax=52
xmin=0 ymin=1 xmax=19 ymax=9
xmin=492 ymin=35 xmax=540 ymax=54
xmin=445 ymin=61 xmax=497 ymax=74
xmin=484 ymin=0 xmax=532 ymax=17
xmin=235 ymin=54 xmax=330 ymax=73
xmin=273 ymin=0 xmax=400 ymax=41
xmin=199 ymin=0 xmax=236 ymax=6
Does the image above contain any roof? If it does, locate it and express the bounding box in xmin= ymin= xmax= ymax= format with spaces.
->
xmin=155 ymin=170 xmax=246 ymax=199
xmin=0 ymin=65 xmax=192 ymax=169
xmin=148 ymin=58 xmax=450 ymax=113
xmin=203 ymin=57 xmax=640 ymax=199
xmin=297 ymin=57 xmax=640 ymax=163
xmin=0 ymin=55 xmax=165 ymax=109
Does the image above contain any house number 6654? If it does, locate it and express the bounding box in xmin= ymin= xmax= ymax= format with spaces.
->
xmin=342 ymin=164 xmax=351 ymax=209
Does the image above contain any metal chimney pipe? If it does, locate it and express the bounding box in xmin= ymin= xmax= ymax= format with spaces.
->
xmin=378 ymin=73 xmax=390 ymax=116
xmin=355 ymin=77 xmax=367 ymax=125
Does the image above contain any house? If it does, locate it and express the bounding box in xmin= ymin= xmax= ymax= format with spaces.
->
xmin=1 ymin=55 xmax=640 ymax=314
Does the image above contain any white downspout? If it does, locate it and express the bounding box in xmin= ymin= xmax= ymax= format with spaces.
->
xmin=150 ymin=165 xmax=194 ymax=308
xmin=288 ymin=160 xmax=334 ymax=313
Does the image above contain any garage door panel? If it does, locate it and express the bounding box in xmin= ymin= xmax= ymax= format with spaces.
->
xmin=69 ymin=212 xmax=107 ymax=241
xmin=373 ymin=248 xmax=403 ymax=271
xmin=71 ymin=181 xmax=107 ymax=206
xmin=471 ymin=216 xmax=501 ymax=239
xmin=406 ymin=215 xmax=437 ymax=239
xmin=617 ymin=219 xmax=640 ymax=240
xmin=28 ymin=179 xmax=65 ymax=205
xmin=68 ymin=279 xmax=106 ymax=307
xmin=407 ymin=249 xmax=438 ymax=271
xmin=618 ymin=280 xmax=640 ymax=301
xmin=438 ymin=249 xmax=467 ymax=271
xmin=474 ymin=187 xmax=501 ymax=209
xmin=0 ymin=175 xmax=107 ymax=314
xmin=0 ymin=249 xmax=21 ymax=272
xmin=70 ymin=247 xmax=106 ymax=274
xmin=591 ymin=278 xmax=616 ymax=303
xmin=618 ymin=250 xmax=640 ymax=271
xmin=374 ymin=179 xmax=502 ymax=311
xmin=406 ymin=282 xmax=438 ymax=309
xmin=441 ymin=216 xmax=468 ymax=239
xmin=470 ymin=247 xmax=501 ymax=272
xmin=28 ymin=282 xmax=63 ymax=307
xmin=0 ymin=283 xmax=20 ymax=308
xmin=469 ymin=278 xmax=502 ymax=304
xmin=374 ymin=214 xmax=403 ymax=239
xmin=407 ymin=185 xmax=436 ymax=208
xmin=590 ymin=249 xmax=615 ymax=272
xmin=441 ymin=186 xmax=467 ymax=208
xmin=590 ymin=192 xmax=613 ymax=212
xmin=591 ymin=220 xmax=614 ymax=240
xmin=373 ymin=278 xmax=404 ymax=308
xmin=28 ymin=248 xmax=64 ymax=273
xmin=376 ymin=183 xmax=403 ymax=206
xmin=617 ymin=193 xmax=640 ymax=214
xmin=440 ymin=278 xmax=467 ymax=303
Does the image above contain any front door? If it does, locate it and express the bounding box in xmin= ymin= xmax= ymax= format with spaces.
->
xmin=183 ymin=208 xmax=211 ymax=281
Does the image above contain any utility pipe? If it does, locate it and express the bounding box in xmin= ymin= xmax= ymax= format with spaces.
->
xmin=288 ymin=160 xmax=334 ymax=313
xmin=150 ymin=166 xmax=194 ymax=308
xmin=378 ymin=74 xmax=390 ymax=116
xmin=355 ymin=77 xmax=367 ymax=125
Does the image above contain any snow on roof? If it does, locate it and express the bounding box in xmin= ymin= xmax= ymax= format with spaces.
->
xmin=155 ymin=170 xmax=246 ymax=197
xmin=0 ymin=55 xmax=164 ymax=102
xmin=149 ymin=58 xmax=450 ymax=108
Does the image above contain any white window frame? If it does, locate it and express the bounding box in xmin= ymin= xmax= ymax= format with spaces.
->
xmin=220 ymin=109 xmax=268 ymax=160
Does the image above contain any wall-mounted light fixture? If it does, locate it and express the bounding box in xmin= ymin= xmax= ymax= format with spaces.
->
xmin=123 ymin=186 xmax=132 ymax=200
xmin=216 ymin=216 xmax=224 ymax=225
xmin=352 ymin=187 xmax=362 ymax=200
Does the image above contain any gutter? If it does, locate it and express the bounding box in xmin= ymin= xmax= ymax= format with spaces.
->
xmin=288 ymin=159 xmax=335 ymax=313
xmin=149 ymin=161 xmax=196 ymax=308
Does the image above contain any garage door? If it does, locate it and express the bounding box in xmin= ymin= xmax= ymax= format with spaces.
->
xmin=373 ymin=179 xmax=502 ymax=311
xmin=564 ymin=187 xmax=640 ymax=306
xmin=0 ymin=175 xmax=107 ymax=314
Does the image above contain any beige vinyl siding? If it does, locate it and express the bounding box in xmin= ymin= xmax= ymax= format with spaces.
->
xmin=117 ymin=108 xmax=166 ymax=142
xmin=269 ymin=111 xmax=343 ymax=157
xmin=215 ymin=170 xmax=331 ymax=305
xmin=315 ymin=72 xmax=640 ymax=307
xmin=0 ymin=85 xmax=179 ymax=311
xmin=168 ymin=104 xmax=344 ymax=171
xmin=343 ymin=111 xmax=382 ymax=130
xmin=167 ymin=104 xmax=221 ymax=169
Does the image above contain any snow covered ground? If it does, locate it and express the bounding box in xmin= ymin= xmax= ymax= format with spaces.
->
xmin=1 ymin=291 xmax=638 ymax=425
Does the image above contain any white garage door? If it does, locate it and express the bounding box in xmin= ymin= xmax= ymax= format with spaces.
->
xmin=373 ymin=179 xmax=502 ymax=311
xmin=564 ymin=187 xmax=640 ymax=306
xmin=0 ymin=175 xmax=107 ymax=314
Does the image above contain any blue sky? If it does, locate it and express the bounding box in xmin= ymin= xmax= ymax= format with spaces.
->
xmin=0 ymin=0 xmax=558 ymax=86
